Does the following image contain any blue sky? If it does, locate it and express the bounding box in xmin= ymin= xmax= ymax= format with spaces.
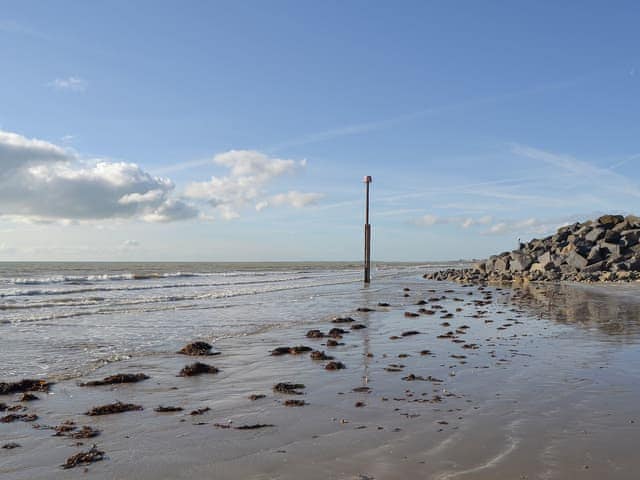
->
xmin=1 ymin=1 xmax=639 ymax=261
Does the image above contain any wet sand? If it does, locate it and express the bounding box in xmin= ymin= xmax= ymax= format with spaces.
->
xmin=3 ymin=279 xmax=640 ymax=479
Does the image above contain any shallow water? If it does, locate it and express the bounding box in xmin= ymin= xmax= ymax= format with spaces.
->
xmin=0 ymin=262 xmax=457 ymax=379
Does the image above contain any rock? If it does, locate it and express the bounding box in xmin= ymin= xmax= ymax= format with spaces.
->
xmin=566 ymin=251 xmax=588 ymax=271
xmin=582 ymin=261 xmax=606 ymax=273
xmin=585 ymin=227 xmax=605 ymax=243
xmin=510 ymin=253 xmax=533 ymax=272
xmin=425 ymin=214 xmax=640 ymax=283
xmin=604 ymin=230 xmax=621 ymax=243
xmin=494 ymin=257 xmax=510 ymax=272
xmin=626 ymin=215 xmax=640 ymax=228
xmin=600 ymin=241 xmax=622 ymax=256
xmin=598 ymin=214 xmax=624 ymax=228
xmin=621 ymin=230 xmax=640 ymax=248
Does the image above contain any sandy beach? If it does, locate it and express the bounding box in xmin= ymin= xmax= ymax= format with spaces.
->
xmin=3 ymin=273 xmax=640 ymax=479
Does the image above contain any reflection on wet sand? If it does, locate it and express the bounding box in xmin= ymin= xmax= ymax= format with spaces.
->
xmin=499 ymin=282 xmax=640 ymax=338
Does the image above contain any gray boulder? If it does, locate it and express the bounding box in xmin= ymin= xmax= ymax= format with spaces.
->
xmin=510 ymin=253 xmax=533 ymax=272
xmin=585 ymin=227 xmax=604 ymax=243
xmin=566 ymin=251 xmax=588 ymax=271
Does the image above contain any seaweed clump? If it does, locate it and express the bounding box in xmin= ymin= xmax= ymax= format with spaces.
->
xmin=80 ymin=373 xmax=149 ymax=387
xmin=178 ymin=362 xmax=219 ymax=377
xmin=85 ymin=401 xmax=143 ymax=416
xmin=178 ymin=341 xmax=219 ymax=356
xmin=273 ymin=383 xmax=305 ymax=395
xmin=61 ymin=444 xmax=105 ymax=470
xmin=0 ymin=379 xmax=52 ymax=395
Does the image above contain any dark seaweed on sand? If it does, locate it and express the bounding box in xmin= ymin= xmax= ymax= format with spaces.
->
xmin=273 ymin=382 xmax=305 ymax=395
xmin=1 ymin=413 xmax=38 ymax=423
xmin=178 ymin=341 xmax=219 ymax=356
xmin=61 ymin=444 xmax=105 ymax=469
xmin=85 ymin=401 xmax=143 ymax=416
xmin=0 ymin=379 xmax=52 ymax=395
xmin=154 ymin=405 xmax=183 ymax=413
xmin=235 ymin=423 xmax=275 ymax=430
xmin=325 ymin=361 xmax=346 ymax=370
xmin=178 ymin=362 xmax=219 ymax=376
xmin=80 ymin=373 xmax=149 ymax=387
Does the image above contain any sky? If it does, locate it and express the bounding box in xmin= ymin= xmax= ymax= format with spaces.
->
xmin=1 ymin=0 xmax=639 ymax=261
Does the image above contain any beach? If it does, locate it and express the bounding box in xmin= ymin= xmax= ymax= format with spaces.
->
xmin=2 ymin=264 xmax=640 ymax=479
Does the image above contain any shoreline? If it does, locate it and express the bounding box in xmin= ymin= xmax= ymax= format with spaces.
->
xmin=2 ymin=278 xmax=640 ymax=479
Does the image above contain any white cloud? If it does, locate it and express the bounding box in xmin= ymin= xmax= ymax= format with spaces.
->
xmin=480 ymin=215 xmax=590 ymax=237
xmin=49 ymin=76 xmax=87 ymax=92
xmin=122 ymin=240 xmax=140 ymax=248
xmin=0 ymin=129 xmax=198 ymax=223
xmin=142 ymin=199 xmax=199 ymax=223
xmin=267 ymin=191 xmax=324 ymax=209
xmin=413 ymin=212 xmax=586 ymax=238
xmin=185 ymin=150 xmax=321 ymax=219
xmin=213 ymin=150 xmax=303 ymax=179
xmin=414 ymin=214 xmax=493 ymax=228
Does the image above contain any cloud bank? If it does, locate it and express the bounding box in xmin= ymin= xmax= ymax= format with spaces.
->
xmin=0 ymin=130 xmax=197 ymax=223
xmin=0 ymin=131 xmax=321 ymax=224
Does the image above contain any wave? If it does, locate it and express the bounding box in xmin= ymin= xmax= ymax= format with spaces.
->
xmin=0 ymin=275 xmax=365 ymax=324
xmin=0 ymin=274 xmax=326 ymax=298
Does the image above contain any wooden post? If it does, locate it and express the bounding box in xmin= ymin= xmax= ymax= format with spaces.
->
xmin=363 ymin=176 xmax=372 ymax=283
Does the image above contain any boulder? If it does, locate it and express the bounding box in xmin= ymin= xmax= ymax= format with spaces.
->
xmin=597 ymin=215 xmax=624 ymax=228
xmin=582 ymin=261 xmax=606 ymax=273
xmin=604 ymin=230 xmax=621 ymax=243
xmin=621 ymin=230 xmax=640 ymax=248
xmin=494 ymin=257 xmax=509 ymax=273
xmin=537 ymin=251 xmax=553 ymax=267
xmin=510 ymin=253 xmax=533 ymax=272
xmin=566 ymin=251 xmax=588 ymax=271
xmin=625 ymin=215 xmax=640 ymax=228
xmin=587 ymin=246 xmax=605 ymax=263
xmin=585 ymin=227 xmax=605 ymax=243
xmin=600 ymin=241 xmax=622 ymax=256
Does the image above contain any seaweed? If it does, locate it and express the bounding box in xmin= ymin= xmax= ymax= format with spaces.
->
xmin=178 ymin=341 xmax=219 ymax=356
xmin=0 ymin=379 xmax=51 ymax=395
xmin=80 ymin=373 xmax=149 ymax=387
xmin=85 ymin=401 xmax=143 ymax=416
xmin=178 ymin=362 xmax=219 ymax=377
xmin=61 ymin=444 xmax=105 ymax=469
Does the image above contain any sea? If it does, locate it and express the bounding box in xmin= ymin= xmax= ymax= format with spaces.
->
xmin=0 ymin=261 xmax=463 ymax=380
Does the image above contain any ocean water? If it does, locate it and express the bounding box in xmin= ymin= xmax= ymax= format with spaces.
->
xmin=0 ymin=261 xmax=460 ymax=380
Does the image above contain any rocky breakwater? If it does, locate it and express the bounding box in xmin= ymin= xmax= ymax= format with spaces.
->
xmin=426 ymin=214 xmax=640 ymax=283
